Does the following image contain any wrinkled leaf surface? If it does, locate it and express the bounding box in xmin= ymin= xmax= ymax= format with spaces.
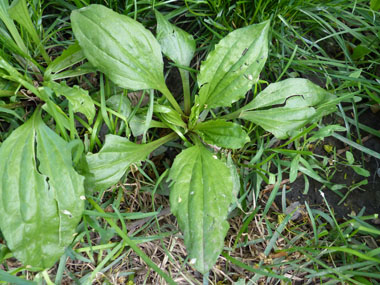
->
xmin=240 ymin=78 xmax=337 ymax=139
xmin=0 ymin=110 xmax=84 ymax=268
xmin=155 ymin=10 xmax=195 ymax=67
xmin=168 ymin=144 xmax=234 ymax=273
xmin=85 ymin=135 xmax=164 ymax=192
xmin=71 ymin=5 xmax=166 ymax=91
xmin=197 ymin=21 xmax=269 ymax=109
xmin=242 ymin=78 xmax=331 ymax=110
xmin=194 ymin=119 xmax=249 ymax=149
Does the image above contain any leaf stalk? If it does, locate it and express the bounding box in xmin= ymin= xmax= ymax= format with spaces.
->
xmin=180 ymin=69 xmax=191 ymax=115
xmin=160 ymin=85 xmax=184 ymax=117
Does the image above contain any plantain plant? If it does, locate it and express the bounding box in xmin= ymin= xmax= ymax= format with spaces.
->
xmin=70 ymin=5 xmax=338 ymax=273
xmin=0 ymin=2 xmax=339 ymax=275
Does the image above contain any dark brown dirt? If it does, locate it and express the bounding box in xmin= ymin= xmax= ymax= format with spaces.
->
xmin=285 ymin=109 xmax=380 ymax=219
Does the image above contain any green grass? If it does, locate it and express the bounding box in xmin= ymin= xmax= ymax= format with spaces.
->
xmin=0 ymin=0 xmax=379 ymax=284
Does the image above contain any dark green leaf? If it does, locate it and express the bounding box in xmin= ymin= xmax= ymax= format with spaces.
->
xmin=168 ymin=144 xmax=234 ymax=273
xmin=194 ymin=119 xmax=249 ymax=149
xmin=0 ymin=109 xmax=84 ymax=268
xmin=71 ymin=5 xmax=166 ymax=92
xmin=351 ymin=44 xmax=371 ymax=60
xmin=197 ymin=21 xmax=269 ymax=109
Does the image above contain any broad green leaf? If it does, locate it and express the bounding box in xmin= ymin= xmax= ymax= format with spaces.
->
xmin=242 ymin=78 xmax=331 ymax=111
xmin=194 ymin=119 xmax=249 ymax=149
xmin=155 ymin=10 xmax=195 ymax=68
xmin=197 ymin=21 xmax=269 ymax=109
xmin=85 ymin=134 xmax=171 ymax=192
xmin=240 ymin=97 xmax=318 ymax=139
xmin=71 ymin=4 xmax=166 ymax=92
xmin=240 ymin=79 xmax=337 ymax=139
xmin=155 ymin=10 xmax=195 ymax=113
xmin=45 ymin=81 xmax=95 ymax=124
xmin=168 ymin=144 xmax=234 ymax=273
xmin=0 ymin=109 xmax=84 ymax=268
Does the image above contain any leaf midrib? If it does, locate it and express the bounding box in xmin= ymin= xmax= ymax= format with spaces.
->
xmin=76 ymin=12 xmax=160 ymax=88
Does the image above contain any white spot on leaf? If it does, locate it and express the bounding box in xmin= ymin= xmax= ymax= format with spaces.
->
xmin=178 ymin=197 xmax=182 ymax=203
xmin=248 ymin=74 xmax=253 ymax=80
xmin=80 ymin=195 xmax=86 ymax=200
xmin=190 ymin=258 xmax=197 ymax=264
xmin=63 ymin=210 xmax=73 ymax=217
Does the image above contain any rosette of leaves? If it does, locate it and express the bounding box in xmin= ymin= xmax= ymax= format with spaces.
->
xmin=71 ymin=4 xmax=337 ymax=274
